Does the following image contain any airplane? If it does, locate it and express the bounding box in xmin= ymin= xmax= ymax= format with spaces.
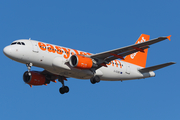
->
xmin=3 ymin=34 xmax=175 ymax=94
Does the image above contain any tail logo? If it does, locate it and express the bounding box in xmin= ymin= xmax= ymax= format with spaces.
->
xmin=137 ymin=37 xmax=146 ymax=44
xmin=130 ymin=53 xmax=137 ymax=59
xmin=130 ymin=37 xmax=146 ymax=59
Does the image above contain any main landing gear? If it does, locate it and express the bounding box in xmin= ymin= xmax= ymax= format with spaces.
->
xmin=58 ymin=75 xmax=100 ymax=94
xmin=58 ymin=76 xmax=69 ymax=94
xmin=90 ymin=76 xmax=100 ymax=84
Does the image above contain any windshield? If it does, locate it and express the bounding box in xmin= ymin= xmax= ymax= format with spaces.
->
xmin=11 ymin=42 xmax=25 ymax=45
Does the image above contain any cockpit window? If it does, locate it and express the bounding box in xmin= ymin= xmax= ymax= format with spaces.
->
xmin=17 ymin=42 xmax=21 ymax=45
xmin=11 ymin=42 xmax=25 ymax=45
xmin=11 ymin=42 xmax=17 ymax=45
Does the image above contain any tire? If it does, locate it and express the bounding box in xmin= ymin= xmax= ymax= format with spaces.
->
xmin=90 ymin=77 xmax=96 ymax=84
xmin=94 ymin=76 xmax=100 ymax=83
xmin=59 ymin=86 xmax=69 ymax=94
xmin=64 ymin=86 xmax=69 ymax=93
xmin=59 ymin=87 xmax=65 ymax=94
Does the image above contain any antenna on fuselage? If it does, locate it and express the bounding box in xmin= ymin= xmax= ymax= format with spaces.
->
xmin=29 ymin=38 xmax=31 ymax=40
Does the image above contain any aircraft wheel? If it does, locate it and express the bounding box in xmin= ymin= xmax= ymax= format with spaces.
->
xmin=59 ymin=86 xmax=69 ymax=94
xmin=59 ymin=87 xmax=65 ymax=94
xmin=64 ymin=86 xmax=69 ymax=93
xmin=90 ymin=77 xmax=96 ymax=84
xmin=94 ymin=76 xmax=100 ymax=83
xmin=90 ymin=76 xmax=100 ymax=84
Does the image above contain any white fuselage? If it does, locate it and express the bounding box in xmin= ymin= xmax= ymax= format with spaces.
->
xmin=3 ymin=39 xmax=155 ymax=81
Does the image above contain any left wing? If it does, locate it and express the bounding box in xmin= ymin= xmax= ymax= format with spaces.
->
xmin=90 ymin=34 xmax=171 ymax=63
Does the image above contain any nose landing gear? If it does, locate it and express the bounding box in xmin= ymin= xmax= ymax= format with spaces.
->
xmin=26 ymin=63 xmax=33 ymax=76
xmin=58 ymin=76 xmax=69 ymax=94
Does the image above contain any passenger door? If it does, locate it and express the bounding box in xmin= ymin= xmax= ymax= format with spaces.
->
xmin=31 ymin=41 xmax=39 ymax=53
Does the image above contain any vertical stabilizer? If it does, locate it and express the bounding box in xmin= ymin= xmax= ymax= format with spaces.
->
xmin=124 ymin=34 xmax=150 ymax=68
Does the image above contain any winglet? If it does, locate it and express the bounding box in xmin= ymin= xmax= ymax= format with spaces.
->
xmin=167 ymin=35 xmax=171 ymax=41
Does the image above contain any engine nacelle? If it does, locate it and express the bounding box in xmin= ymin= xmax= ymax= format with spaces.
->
xmin=23 ymin=71 xmax=46 ymax=85
xmin=69 ymin=55 xmax=94 ymax=69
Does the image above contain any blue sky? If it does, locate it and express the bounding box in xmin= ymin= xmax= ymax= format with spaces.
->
xmin=0 ymin=0 xmax=179 ymax=120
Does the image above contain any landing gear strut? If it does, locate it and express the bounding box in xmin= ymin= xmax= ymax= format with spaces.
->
xmin=58 ymin=76 xmax=69 ymax=94
xmin=90 ymin=76 xmax=100 ymax=84
xmin=26 ymin=63 xmax=33 ymax=76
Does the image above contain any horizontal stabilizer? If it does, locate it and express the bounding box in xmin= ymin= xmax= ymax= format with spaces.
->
xmin=139 ymin=62 xmax=175 ymax=73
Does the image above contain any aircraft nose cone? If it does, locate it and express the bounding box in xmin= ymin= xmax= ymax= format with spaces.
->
xmin=3 ymin=46 xmax=12 ymax=57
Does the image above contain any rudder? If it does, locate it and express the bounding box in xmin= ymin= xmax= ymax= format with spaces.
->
xmin=124 ymin=34 xmax=150 ymax=68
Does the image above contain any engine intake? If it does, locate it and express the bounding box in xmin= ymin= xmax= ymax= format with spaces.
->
xmin=69 ymin=55 xmax=95 ymax=69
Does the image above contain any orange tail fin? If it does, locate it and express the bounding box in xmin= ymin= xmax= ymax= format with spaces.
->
xmin=124 ymin=34 xmax=150 ymax=68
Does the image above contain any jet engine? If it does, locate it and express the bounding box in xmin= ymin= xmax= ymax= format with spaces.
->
xmin=23 ymin=71 xmax=46 ymax=86
xmin=69 ymin=55 xmax=96 ymax=69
